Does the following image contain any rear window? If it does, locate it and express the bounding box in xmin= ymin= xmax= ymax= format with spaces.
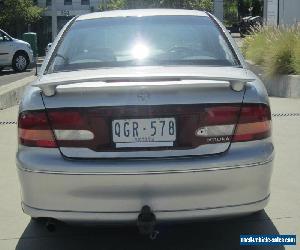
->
xmin=47 ymin=15 xmax=239 ymax=73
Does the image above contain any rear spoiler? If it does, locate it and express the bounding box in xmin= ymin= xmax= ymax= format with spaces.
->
xmin=33 ymin=76 xmax=255 ymax=97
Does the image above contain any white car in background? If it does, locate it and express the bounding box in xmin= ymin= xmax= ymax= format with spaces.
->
xmin=0 ymin=29 xmax=34 ymax=72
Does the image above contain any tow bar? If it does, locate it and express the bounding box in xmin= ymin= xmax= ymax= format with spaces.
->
xmin=45 ymin=218 xmax=57 ymax=232
xmin=137 ymin=205 xmax=159 ymax=240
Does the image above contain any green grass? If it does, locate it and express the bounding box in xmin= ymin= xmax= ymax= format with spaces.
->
xmin=242 ymin=26 xmax=300 ymax=76
xmin=292 ymin=35 xmax=300 ymax=74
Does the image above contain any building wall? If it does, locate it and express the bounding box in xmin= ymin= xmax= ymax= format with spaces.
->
xmin=265 ymin=0 xmax=300 ymax=26
xmin=38 ymin=0 xmax=105 ymax=16
xmin=278 ymin=0 xmax=300 ymax=25
xmin=37 ymin=0 xmax=107 ymax=41
xmin=265 ymin=0 xmax=278 ymax=25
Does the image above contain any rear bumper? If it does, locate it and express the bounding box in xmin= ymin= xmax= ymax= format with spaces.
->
xmin=17 ymin=153 xmax=273 ymax=223
xmin=22 ymin=194 xmax=270 ymax=223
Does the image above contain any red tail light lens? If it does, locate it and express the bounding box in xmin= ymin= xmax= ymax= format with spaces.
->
xmin=193 ymin=103 xmax=271 ymax=144
xmin=47 ymin=111 xmax=85 ymax=129
xmin=18 ymin=110 xmax=94 ymax=148
xmin=232 ymin=104 xmax=271 ymax=142
xmin=203 ymin=106 xmax=240 ymax=125
xmin=18 ymin=111 xmax=57 ymax=148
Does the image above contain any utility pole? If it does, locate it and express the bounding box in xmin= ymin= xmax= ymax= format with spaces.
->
xmin=277 ymin=0 xmax=280 ymax=26
xmin=214 ymin=0 xmax=224 ymax=22
xmin=178 ymin=0 xmax=184 ymax=8
xmin=51 ymin=0 xmax=57 ymax=41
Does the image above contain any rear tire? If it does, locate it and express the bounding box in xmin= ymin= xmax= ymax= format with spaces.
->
xmin=12 ymin=52 xmax=29 ymax=72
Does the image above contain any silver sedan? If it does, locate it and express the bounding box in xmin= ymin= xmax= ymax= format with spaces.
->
xmin=17 ymin=9 xmax=273 ymax=234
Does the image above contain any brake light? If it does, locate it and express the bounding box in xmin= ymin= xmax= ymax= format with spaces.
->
xmin=18 ymin=110 xmax=95 ymax=148
xmin=48 ymin=111 xmax=85 ymax=128
xmin=18 ymin=111 xmax=57 ymax=148
xmin=195 ymin=103 xmax=271 ymax=143
xmin=232 ymin=104 xmax=271 ymax=142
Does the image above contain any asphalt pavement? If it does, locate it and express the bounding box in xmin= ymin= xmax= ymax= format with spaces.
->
xmin=0 ymin=68 xmax=36 ymax=88
xmin=0 ymin=98 xmax=299 ymax=250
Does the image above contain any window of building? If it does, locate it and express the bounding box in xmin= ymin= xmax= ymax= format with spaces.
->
xmin=46 ymin=0 xmax=52 ymax=6
xmin=64 ymin=0 xmax=72 ymax=5
xmin=81 ymin=0 xmax=90 ymax=5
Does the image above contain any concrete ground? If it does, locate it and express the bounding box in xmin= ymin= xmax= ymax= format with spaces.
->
xmin=0 ymin=68 xmax=36 ymax=88
xmin=0 ymin=98 xmax=299 ymax=250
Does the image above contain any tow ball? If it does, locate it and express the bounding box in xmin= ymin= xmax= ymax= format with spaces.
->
xmin=137 ymin=205 xmax=159 ymax=240
xmin=45 ymin=218 xmax=57 ymax=232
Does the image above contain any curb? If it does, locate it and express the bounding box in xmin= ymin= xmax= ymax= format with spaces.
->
xmin=0 ymin=75 xmax=36 ymax=110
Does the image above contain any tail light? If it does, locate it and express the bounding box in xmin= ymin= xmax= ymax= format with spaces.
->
xmin=232 ymin=104 xmax=271 ymax=142
xmin=18 ymin=111 xmax=57 ymax=148
xmin=196 ymin=103 xmax=271 ymax=144
xmin=18 ymin=110 xmax=94 ymax=148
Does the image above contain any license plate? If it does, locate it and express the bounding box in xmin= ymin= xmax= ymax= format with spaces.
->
xmin=112 ymin=118 xmax=176 ymax=148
